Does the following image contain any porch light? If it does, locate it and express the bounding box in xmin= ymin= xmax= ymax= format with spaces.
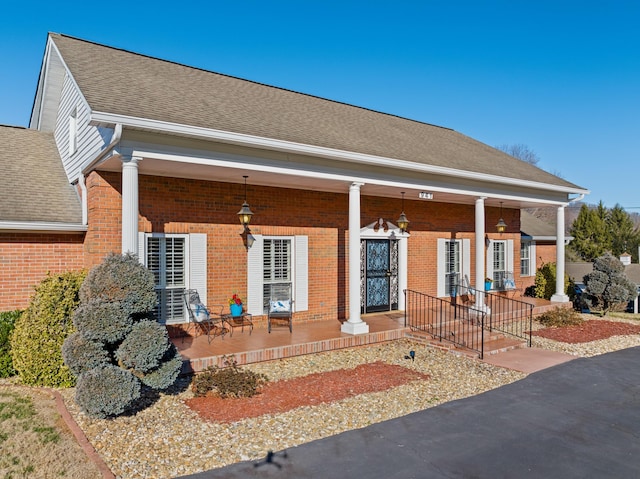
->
xmin=496 ymin=201 xmax=507 ymax=234
xmin=397 ymin=192 xmax=409 ymax=233
xmin=237 ymin=176 xmax=254 ymax=229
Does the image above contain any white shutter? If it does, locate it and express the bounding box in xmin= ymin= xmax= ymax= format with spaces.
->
xmin=436 ymin=238 xmax=446 ymax=297
xmin=294 ymin=236 xmax=308 ymax=312
xmin=189 ymin=233 xmax=207 ymax=303
xmin=529 ymin=242 xmax=537 ymax=276
xmin=247 ymin=235 xmax=264 ymax=315
xmin=506 ymin=239 xmax=514 ymax=274
xmin=462 ymin=239 xmax=471 ymax=285
xmin=138 ymin=232 xmax=146 ymax=265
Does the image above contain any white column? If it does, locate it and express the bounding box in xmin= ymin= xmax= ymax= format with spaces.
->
xmin=551 ymin=205 xmax=570 ymax=302
xmin=398 ymin=233 xmax=408 ymax=310
xmin=342 ymin=182 xmax=369 ymax=334
xmin=121 ymin=156 xmax=140 ymax=256
xmin=475 ymin=197 xmax=486 ymax=308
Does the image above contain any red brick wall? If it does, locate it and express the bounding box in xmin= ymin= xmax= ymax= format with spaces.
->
xmin=83 ymin=171 xmax=525 ymax=322
xmin=0 ymin=233 xmax=85 ymax=311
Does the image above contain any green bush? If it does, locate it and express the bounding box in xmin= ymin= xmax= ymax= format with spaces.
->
xmin=10 ymin=271 xmax=86 ymax=387
xmin=191 ymin=356 xmax=267 ymax=398
xmin=116 ymin=320 xmax=170 ymax=373
xmin=75 ymin=365 xmax=141 ymax=419
xmin=534 ymin=262 xmax=571 ymax=300
xmin=0 ymin=310 xmax=22 ymax=377
xmin=79 ymin=253 xmax=157 ymax=319
xmin=537 ymin=307 xmax=585 ymax=327
xmin=73 ymin=299 xmax=133 ymax=344
xmin=61 ymin=332 xmax=110 ymax=377
xmin=584 ymin=253 xmax=638 ymax=315
xmin=63 ymin=253 xmax=182 ymax=418
xmin=139 ymin=346 xmax=183 ymax=390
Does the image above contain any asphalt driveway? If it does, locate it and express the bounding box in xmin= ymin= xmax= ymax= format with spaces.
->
xmin=180 ymin=346 xmax=640 ymax=478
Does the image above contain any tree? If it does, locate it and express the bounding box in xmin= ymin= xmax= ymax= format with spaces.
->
xmin=495 ymin=143 xmax=540 ymax=166
xmin=607 ymin=204 xmax=640 ymax=262
xmin=62 ymin=253 xmax=183 ymax=419
xmin=583 ymin=253 xmax=637 ymax=315
xmin=568 ymin=203 xmax=610 ymax=261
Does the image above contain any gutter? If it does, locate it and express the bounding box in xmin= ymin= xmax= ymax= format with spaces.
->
xmin=0 ymin=221 xmax=87 ymax=233
xmin=90 ymin=112 xmax=591 ymax=197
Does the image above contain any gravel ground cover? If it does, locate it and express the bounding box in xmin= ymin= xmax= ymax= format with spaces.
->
xmin=58 ymin=313 xmax=640 ymax=479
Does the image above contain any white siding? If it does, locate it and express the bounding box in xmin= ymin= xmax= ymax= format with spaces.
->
xmin=53 ymin=74 xmax=113 ymax=183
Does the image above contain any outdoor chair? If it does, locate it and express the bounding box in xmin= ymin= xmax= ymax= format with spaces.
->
xmin=183 ymin=289 xmax=225 ymax=343
xmin=459 ymin=274 xmax=476 ymax=306
xmin=268 ymin=283 xmax=293 ymax=333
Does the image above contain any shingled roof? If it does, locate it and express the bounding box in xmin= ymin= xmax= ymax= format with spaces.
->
xmin=0 ymin=125 xmax=82 ymax=225
xmin=49 ymin=33 xmax=584 ymax=191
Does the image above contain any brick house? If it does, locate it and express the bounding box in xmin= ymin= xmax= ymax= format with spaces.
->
xmin=0 ymin=33 xmax=589 ymax=333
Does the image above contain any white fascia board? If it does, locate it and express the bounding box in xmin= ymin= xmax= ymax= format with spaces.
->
xmin=90 ymin=111 xmax=590 ymax=197
xmin=129 ymin=147 xmax=569 ymax=207
xmin=0 ymin=221 xmax=87 ymax=232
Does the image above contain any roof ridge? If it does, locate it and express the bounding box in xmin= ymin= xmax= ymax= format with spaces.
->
xmin=51 ymin=32 xmax=453 ymax=132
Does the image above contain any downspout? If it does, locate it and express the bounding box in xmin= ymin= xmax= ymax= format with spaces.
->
xmin=79 ymin=123 xmax=123 ymax=225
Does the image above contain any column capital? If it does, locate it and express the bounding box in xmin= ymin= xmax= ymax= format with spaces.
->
xmin=350 ymin=182 xmax=365 ymax=191
xmin=120 ymin=155 xmax=142 ymax=166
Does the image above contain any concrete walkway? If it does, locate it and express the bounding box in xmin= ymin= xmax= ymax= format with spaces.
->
xmin=180 ymin=346 xmax=640 ymax=478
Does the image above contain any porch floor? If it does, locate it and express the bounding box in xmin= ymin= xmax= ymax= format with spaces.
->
xmin=170 ymin=297 xmax=564 ymax=373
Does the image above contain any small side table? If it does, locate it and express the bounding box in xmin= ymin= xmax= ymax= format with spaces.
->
xmin=222 ymin=312 xmax=253 ymax=336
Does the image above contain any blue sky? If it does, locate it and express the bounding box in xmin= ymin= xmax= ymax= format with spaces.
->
xmin=2 ymin=1 xmax=638 ymax=209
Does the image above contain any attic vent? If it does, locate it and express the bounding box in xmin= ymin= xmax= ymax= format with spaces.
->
xmin=68 ymin=108 xmax=78 ymax=156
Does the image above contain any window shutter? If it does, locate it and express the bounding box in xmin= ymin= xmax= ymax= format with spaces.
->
xmin=295 ymin=236 xmax=308 ymax=312
xmin=189 ymin=233 xmax=207 ymax=303
xmin=529 ymin=242 xmax=537 ymax=276
xmin=138 ymin=233 xmax=146 ymax=265
xmin=247 ymin=235 xmax=264 ymax=315
xmin=437 ymin=238 xmax=446 ymax=297
xmin=462 ymin=239 xmax=471 ymax=284
xmin=506 ymin=239 xmax=514 ymax=273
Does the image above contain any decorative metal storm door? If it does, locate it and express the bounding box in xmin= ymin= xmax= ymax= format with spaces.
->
xmin=361 ymin=239 xmax=399 ymax=313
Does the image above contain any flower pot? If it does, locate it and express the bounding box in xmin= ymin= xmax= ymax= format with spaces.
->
xmin=484 ymin=281 xmax=492 ymax=291
xmin=230 ymin=303 xmax=243 ymax=317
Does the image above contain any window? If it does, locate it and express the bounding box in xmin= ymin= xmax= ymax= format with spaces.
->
xmin=437 ymin=238 xmax=470 ymax=297
xmin=263 ymin=238 xmax=292 ymax=313
xmin=521 ymin=241 xmax=531 ymax=276
xmin=492 ymin=240 xmax=506 ymax=287
xmin=247 ymin=235 xmax=308 ymax=315
xmin=445 ymin=240 xmax=460 ymax=296
xmin=147 ymin=235 xmax=186 ymax=324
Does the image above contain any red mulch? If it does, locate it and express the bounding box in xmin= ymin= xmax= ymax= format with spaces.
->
xmin=532 ymin=319 xmax=640 ymax=344
xmin=185 ymin=361 xmax=429 ymax=423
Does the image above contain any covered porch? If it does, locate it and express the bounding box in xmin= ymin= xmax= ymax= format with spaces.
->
xmin=171 ymin=297 xmax=561 ymax=373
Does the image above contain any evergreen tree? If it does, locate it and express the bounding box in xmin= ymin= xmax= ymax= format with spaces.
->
xmin=583 ymin=253 xmax=637 ymax=315
xmin=607 ymin=204 xmax=640 ymax=262
xmin=568 ymin=204 xmax=610 ymax=261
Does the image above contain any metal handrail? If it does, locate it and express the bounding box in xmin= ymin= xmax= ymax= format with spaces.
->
xmin=404 ymin=289 xmax=486 ymax=359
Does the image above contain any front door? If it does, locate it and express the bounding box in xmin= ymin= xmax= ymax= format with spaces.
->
xmin=362 ymin=239 xmax=398 ymax=313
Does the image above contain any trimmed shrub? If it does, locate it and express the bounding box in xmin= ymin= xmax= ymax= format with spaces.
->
xmin=79 ymin=253 xmax=157 ymax=319
xmin=139 ymin=347 xmax=183 ymax=390
xmin=0 ymin=310 xmax=22 ymax=378
xmin=584 ymin=253 xmax=637 ymax=315
xmin=191 ymin=356 xmax=268 ymax=398
xmin=116 ymin=320 xmax=170 ymax=373
xmin=537 ymin=307 xmax=585 ymax=327
xmin=62 ymin=253 xmax=182 ymax=418
xmin=75 ymin=365 xmax=141 ymax=419
xmin=11 ymin=271 xmax=86 ymax=387
xmin=73 ymin=299 xmax=133 ymax=344
xmin=61 ymin=332 xmax=110 ymax=377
